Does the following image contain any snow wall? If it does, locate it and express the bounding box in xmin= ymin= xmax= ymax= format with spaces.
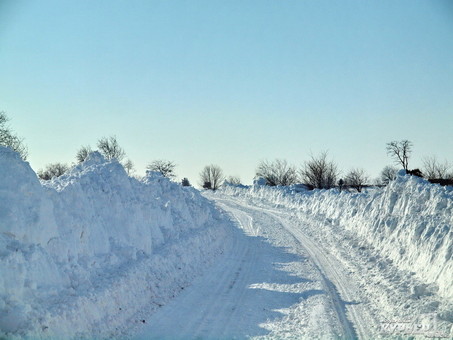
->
xmin=0 ymin=147 xmax=230 ymax=339
xmin=221 ymin=175 xmax=453 ymax=299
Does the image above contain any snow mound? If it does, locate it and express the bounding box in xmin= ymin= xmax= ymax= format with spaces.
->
xmin=0 ymin=147 xmax=230 ymax=339
xmin=221 ymin=175 xmax=453 ymax=299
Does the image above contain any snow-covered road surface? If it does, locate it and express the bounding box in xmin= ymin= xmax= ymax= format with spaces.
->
xmin=132 ymin=194 xmax=378 ymax=339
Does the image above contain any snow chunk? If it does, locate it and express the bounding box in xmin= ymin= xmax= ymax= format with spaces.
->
xmin=253 ymin=176 xmax=268 ymax=186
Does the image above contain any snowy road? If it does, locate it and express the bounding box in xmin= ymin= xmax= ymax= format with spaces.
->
xmin=132 ymin=194 xmax=378 ymax=339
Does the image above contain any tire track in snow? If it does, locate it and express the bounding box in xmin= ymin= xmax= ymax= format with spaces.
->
xmin=132 ymin=200 xmax=307 ymax=339
xmin=132 ymin=195 xmax=375 ymax=339
xmin=216 ymin=196 xmax=375 ymax=339
xmin=266 ymin=211 xmax=370 ymax=339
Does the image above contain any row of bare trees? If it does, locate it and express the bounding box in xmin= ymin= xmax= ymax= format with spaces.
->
xmin=37 ymin=136 xmax=188 ymax=184
xmin=30 ymin=134 xmax=185 ymax=183
xmin=1 ymin=112 xmax=451 ymax=188
xmin=254 ymin=153 xmax=369 ymax=192
xmin=36 ymin=136 xmax=134 ymax=180
xmin=255 ymin=156 xmax=335 ymax=189
xmin=253 ymin=140 xmax=452 ymax=192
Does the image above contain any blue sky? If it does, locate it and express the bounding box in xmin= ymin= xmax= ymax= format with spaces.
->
xmin=1 ymin=0 xmax=452 ymax=184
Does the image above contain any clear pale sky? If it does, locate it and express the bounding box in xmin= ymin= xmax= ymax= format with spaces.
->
xmin=1 ymin=0 xmax=452 ymax=185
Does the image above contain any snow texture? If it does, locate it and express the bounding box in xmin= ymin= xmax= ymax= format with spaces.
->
xmin=222 ymin=175 xmax=453 ymax=300
xmin=0 ymin=147 xmax=230 ymax=339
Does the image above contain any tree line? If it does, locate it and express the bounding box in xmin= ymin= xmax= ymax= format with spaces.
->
xmin=253 ymin=140 xmax=452 ymax=191
xmin=1 ymin=112 xmax=452 ymax=190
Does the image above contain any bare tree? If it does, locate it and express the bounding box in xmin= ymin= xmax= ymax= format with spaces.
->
xmin=255 ymin=159 xmax=298 ymax=186
xmin=97 ymin=136 xmax=125 ymax=162
xmin=37 ymin=163 xmax=70 ymax=180
xmin=199 ymin=164 xmax=225 ymax=190
xmin=380 ymin=165 xmax=398 ymax=185
xmin=123 ymin=159 xmax=135 ymax=176
xmin=386 ymin=140 xmax=412 ymax=170
xmin=0 ymin=111 xmax=28 ymax=160
xmin=76 ymin=145 xmax=92 ymax=163
xmin=147 ymin=160 xmax=176 ymax=179
xmin=422 ymin=156 xmax=452 ymax=180
xmin=299 ymin=152 xmax=338 ymax=189
xmin=181 ymin=178 xmax=191 ymax=187
xmin=226 ymin=175 xmax=242 ymax=186
xmin=345 ymin=168 xmax=368 ymax=192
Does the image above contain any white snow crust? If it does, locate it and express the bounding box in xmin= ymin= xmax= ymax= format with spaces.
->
xmin=0 ymin=147 xmax=230 ymax=339
xmin=221 ymin=176 xmax=453 ymax=301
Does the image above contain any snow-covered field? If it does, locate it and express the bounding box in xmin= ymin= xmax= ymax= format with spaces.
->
xmin=1 ymin=145 xmax=452 ymax=339
xmin=0 ymin=147 xmax=231 ymax=339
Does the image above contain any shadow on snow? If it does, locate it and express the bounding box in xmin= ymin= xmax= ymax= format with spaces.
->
xmin=133 ymin=225 xmax=327 ymax=340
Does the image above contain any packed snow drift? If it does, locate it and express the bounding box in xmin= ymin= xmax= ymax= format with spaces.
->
xmin=0 ymin=147 xmax=231 ymax=339
xmin=222 ymin=174 xmax=453 ymax=301
xmin=1 ymin=144 xmax=452 ymax=339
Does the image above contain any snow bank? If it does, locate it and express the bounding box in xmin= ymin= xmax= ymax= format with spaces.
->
xmin=0 ymin=147 xmax=230 ymax=339
xmin=221 ymin=175 xmax=453 ymax=299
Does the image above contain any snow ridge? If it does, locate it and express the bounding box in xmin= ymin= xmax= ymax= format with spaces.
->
xmin=221 ymin=175 xmax=453 ymax=300
xmin=0 ymin=147 xmax=230 ymax=339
